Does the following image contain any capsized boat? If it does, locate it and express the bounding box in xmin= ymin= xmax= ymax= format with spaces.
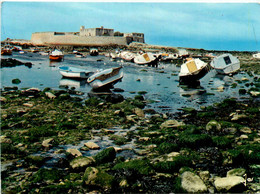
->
xmin=210 ymin=53 xmax=240 ymax=75
xmin=120 ymin=51 xmax=136 ymax=62
xmin=87 ymin=66 xmax=123 ymax=90
xmin=59 ymin=66 xmax=94 ymax=79
xmin=134 ymin=52 xmax=159 ymax=66
xmin=179 ymin=58 xmax=209 ymax=83
xmin=90 ymin=48 xmax=99 ymax=56
xmin=49 ymin=49 xmax=64 ymax=62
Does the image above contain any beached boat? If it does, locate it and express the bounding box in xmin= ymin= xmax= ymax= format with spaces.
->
xmin=59 ymin=66 xmax=94 ymax=79
xmin=75 ymin=53 xmax=85 ymax=58
xmin=210 ymin=53 xmax=240 ymax=75
xmin=30 ymin=47 xmax=39 ymax=53
xmin=39 ymin=51 xmax=49 ymax=56
xmin=87 ymin=66 xmax=123 ymax=90
xmin=90 ymin=48 xmax=99 ymax=56
xmin=120 ymin=51 xmax=136 ymax=62
xmin=253 ymin=53 xmax=260 ymax=59
xmin=49 ymin=49 xmax=64 ymax=62
xmin=179 ymin=58 xmax=209 ymax=83
xmin=134 ymin=53 xmax=159 ymax=66
xmin=1 ymin=45 xmax=12 ymax=55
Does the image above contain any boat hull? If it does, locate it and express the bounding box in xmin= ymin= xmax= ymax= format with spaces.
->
xmin=179 ymin=62 xmax=210 ymax=84
xmin=49 ymin=55 xmax=64 ymax=62
xmin=214 ymin=62 xmax=240 ymax=75
xmin=1 ymin=49 xmax=12 ymax=55
xmin=59 ymin=66 xmax=93 ymax=79
xmin=88 ymin=66 xmax=123 ymax=90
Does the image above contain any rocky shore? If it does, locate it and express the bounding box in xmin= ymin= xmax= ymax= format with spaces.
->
xmin=1 ymin=84 xmax=259 ymax=193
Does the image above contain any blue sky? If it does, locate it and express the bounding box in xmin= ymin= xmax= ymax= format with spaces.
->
xmin=1 ymin=2 xmax=260 ymax=51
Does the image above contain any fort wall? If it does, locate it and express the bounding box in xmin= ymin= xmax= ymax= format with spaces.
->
xmin=31 ymin=32 xmax=128 ymax=46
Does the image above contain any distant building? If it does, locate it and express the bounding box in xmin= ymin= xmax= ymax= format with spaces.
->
xmin=31 ymin=26 xmax=144 ymax=46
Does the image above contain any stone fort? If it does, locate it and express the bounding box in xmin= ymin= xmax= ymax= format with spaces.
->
xmin=31 ymin=26 xmax=145 ymax=46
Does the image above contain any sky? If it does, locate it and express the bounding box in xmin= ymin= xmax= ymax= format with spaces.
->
xmin=1 ymin=1 xmax=260 ymax=51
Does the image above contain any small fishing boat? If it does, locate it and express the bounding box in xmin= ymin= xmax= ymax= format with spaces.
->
xmin=59 ymin=66 xmax=94 ymax=79
xmin=210 ymin=53 xmax=240 ymax=75
xmin=49 ymin=49 xmax=64 ymax=62
xmin=120 ymin=51 xmax=136 ymax=62
xmin=87 ymin=66 xmax=123 ymax=90
xmin=134 ymin=52 xmax=159 ymax=66
xmin=90 ymin=48 xmax=99 ymax=56
xmin=179 ymin=58 xmax=209 ymax=83
xmin=1 ymin=46 xmax=12 ymax=55
xmin=75 ymin=53 xmax=85 ymax=58
xmin=39 ymin=51 xmax=49 ymax=56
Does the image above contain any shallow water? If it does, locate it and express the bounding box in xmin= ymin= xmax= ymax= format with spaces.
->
xmin=1 ymin=52 xmax=256 ymax=113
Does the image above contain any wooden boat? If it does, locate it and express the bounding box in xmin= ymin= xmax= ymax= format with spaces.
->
xmin=49 ymin=49 xmax=64 ymax=62
xmin=87 ymin=66 xmax=123 ymax=90
xmin=90 ymin=48 xmax=99 ymax=56
xmin=120 ymin=51 xmax=136 ymax=62
xmin=210 ymin=53 xmax=240 ymax=75
xmin=59 ymin=66 xmax=94 ymax=79
xmin=179 ymin=58 xmax=209 ymax=83
xmin=134 ymin=53 xmax=159 ymax=66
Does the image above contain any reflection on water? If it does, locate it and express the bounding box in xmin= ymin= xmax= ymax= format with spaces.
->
xmin=1 ymin=52 xmax=256 ymax=112
xmin=60 ymin=78 xmax=88 ymax=88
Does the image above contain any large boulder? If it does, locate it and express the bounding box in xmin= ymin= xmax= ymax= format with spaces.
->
xmin=226 ymin=168 xmax=246 ymax=177
xmin=70 ymin=156 xmax=95 ymax=170
xmin=214 ymin=176 xmax=246 ymax=192
xmin=66 ymin=148 xmax=82 ymax=157
xmin=181 ymin=171 xmax=207 ymax=193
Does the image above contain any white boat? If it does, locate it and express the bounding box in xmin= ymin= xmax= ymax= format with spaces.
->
xmin=120 ymin=51 xmax=136 ymax=62
xmin=39 ymin=51 xmax=49 ymax=56
xmin=49 ymin=49 xmax=64 ymax=62
xmin=59 ymin=66 xmax=94 ymax=79
xmin=179 ymin=58 xmax=209 ymax=83
xmin=110 ymin=52 xmax=121 ymax=60
xmin=87 ymin=66 xmax=123 ymax=90
xmin=253 ymin=53 xmax=260 ymax=59
xmin=75 ymin=53 xmax=85 ymax=58
xmin=210 ymin=53 xmax=240 ymax=75
xmin=134 ymin=52 xmax=159 ymax=66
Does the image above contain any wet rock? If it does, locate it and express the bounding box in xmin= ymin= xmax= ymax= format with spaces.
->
xmin=230 ymin=113 xmax=248 ymax=121
xmin=133 ymin=108 xmax=145 ymax=117
xmin=45 ymin=92 xmax=56 ymax=99
xmin=181 ymin=171 xmax=207 ymax=193
xmin=227 ymin=168 xmax=246 ymax=177
xmin=83 ymin=167 xmax=114 ymax=189
xmin=42 ymin=138 xmax=54 ymax=148
xmin=21 ymin=88 xmax=41 ymax=96
xmin=70 ymin=156 xmax=95 ymax=170
xmin=199 ymin=171 xmax=210 ymax=182
xmin=250 ymin=91 xmax=260 ymax=97
xmin=12 ymin=78 xmax=21 ymax=84
xmin=240 ymin=127 xmax=252 ymax=134
xmin=160 ymin=119 xmax=185 ymax=129
xmin=214 ymin=176 xmax=246 ymax=192
xmin=23 ymin=103 xmax=34 ymax=107
xmin=0 ymin=96 xmax=7 ymax=103
xmin=114 ymin=110 xmax=125 ymax=117
xmin=206 ymin=120 xmax=221 ymax=132
xmin=94 ymin=147 xmax=116 ymax=165
xmin=224 ymin=127 xmax=237 ymax=134
xmin=66 ymin=148 xmax=82 ymax=157
xmin=105 ymin=93 xmax=124 ymax=104
xmin=0 ymin=135 xmax=12 ymax=144
xmin=113 ymin=88 xmax=124 ymax=92
xmin=84 ymin=142 xmax=100 ymax=150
